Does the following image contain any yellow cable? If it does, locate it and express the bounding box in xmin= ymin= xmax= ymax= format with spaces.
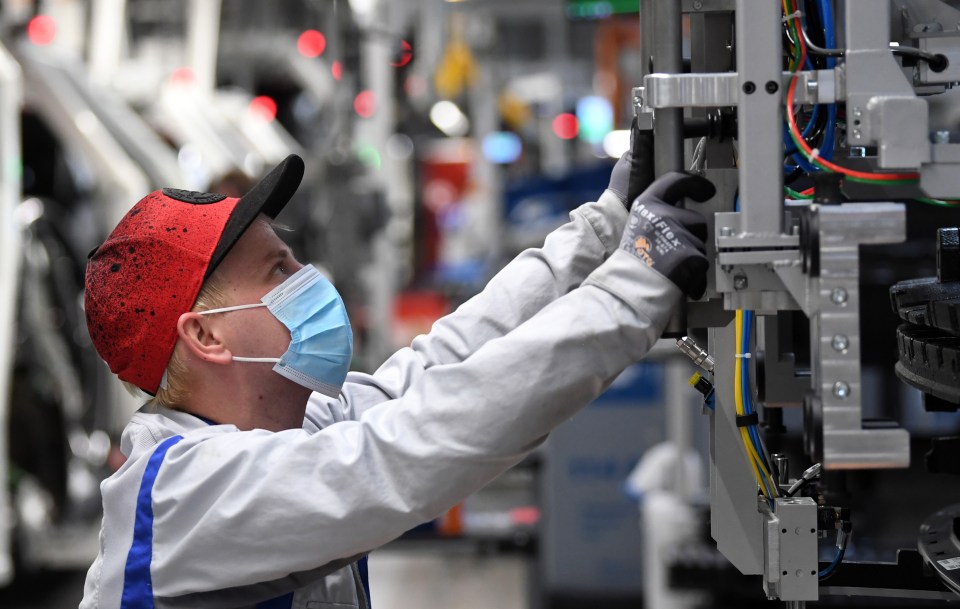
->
xmin=735 ymin=310 xmax=782 ymax=498
xmin=734 ymin=311 xmax=743 ymax=416
xmin=734 ymin=311 xmax=769 ymax=494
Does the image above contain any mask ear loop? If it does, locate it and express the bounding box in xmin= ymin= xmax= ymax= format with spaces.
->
xmin=198 ymin=302 xmax=269 ymax=316
xmin=195 ymin=303 xmax=280 ymax=362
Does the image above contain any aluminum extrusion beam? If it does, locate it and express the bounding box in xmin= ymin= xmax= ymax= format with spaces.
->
xmin=652 ymin=0 xmax=683 ymax=175
xmin=640 ymin=0 xmax=653 ymax=80
xmin=734 ymin=0 xmax=783 ymax=237
xmin=0 ymin=40 xmax=21 ymax=589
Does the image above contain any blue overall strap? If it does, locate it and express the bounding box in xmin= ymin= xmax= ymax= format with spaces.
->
xmin=358 ymin=555 xmax=371 ymax=607
xmin=120 ymin=435 xmax=184 ymax=609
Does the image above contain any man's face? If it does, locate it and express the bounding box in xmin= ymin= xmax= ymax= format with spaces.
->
xmin=212 ymin=216 xmax=304 ymax=362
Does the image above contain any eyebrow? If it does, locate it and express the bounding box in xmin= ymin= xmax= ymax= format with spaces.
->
xmin=263 ymin=248 xmax=291 ymax=267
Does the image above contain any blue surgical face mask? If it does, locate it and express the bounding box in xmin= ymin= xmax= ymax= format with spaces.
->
xmin=198 ymin=265 xmax=353 ymax=398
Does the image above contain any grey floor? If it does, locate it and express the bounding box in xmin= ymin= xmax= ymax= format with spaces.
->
xmin=0 ymin=546 xmax=528 ymax=608
xmin=369 ymin=547 xmax=528 ymax=609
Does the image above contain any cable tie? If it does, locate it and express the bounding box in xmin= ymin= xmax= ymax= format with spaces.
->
xmin=736 ymin=413 xmax=760 ymax=427
xmin=781 ymin=9 xmax=803 ymax=23
xmin=735 ymin=352 xmax=752 ymax=359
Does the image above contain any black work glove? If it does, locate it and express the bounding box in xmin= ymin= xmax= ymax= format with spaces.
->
xmin=607 ymin=118 xmax=655 ymax=210
xmin=620 ymin=171 xmax=716 ymax=300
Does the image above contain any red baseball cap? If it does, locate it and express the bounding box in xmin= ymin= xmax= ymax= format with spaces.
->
xmin=84 ymin=154 xmax=305 ymax=394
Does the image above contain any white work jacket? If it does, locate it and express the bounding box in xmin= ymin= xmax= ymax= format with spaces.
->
xmin=79 ymin=186 xmax=680 ymax=608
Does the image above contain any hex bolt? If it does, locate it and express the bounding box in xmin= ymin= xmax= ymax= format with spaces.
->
xmin=831 ymin=287 xmax=848 ymax=305
xmin=833 ymin=381 xmax=851 ymax=399
xmin=831 ymin=334 xmax=849 ymax=352
xmin=734 ymin=275 xmax=748 ymax=290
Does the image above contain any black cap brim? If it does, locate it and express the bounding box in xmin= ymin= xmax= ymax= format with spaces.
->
xmin=205 ymin=154 xmax=305 ymax=279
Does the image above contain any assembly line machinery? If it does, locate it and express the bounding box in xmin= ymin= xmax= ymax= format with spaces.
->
xmin=640 ymin=0 xmax=960 ymax=605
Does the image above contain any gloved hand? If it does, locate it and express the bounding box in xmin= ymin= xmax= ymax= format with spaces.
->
xmin=620 ymin=171 xmax=715 ymax=300
xmin=607 ymin=118 xmax=655 ymax=210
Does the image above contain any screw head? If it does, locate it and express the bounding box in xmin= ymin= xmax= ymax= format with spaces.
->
xmin=831 ymin=334 xmax=849 ymax=352
xmin=765 ymin=80 xmax=779 ymax=94
xmin=852 ymin=107 xmax=862 ymax=118
xmin=935 ymin=130 xmax=951 ymax=144
xmin=852 ymin=129 xmax=862 ymax=139
xmin=830 ymin=287 xmax=848 ymax=304
xmin=693 ymin=0 xmax=703 ymax=8
xmin=743 ymin=81 xmax=756 ymax=94
xmin=833 ymin=381 xmax=851 ymax=399
xmin=720 ymin=226 xmax=733 ymax=237
xmin=734 ymin=275 xmax=748 ymax=290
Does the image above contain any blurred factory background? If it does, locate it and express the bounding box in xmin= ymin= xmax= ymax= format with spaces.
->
xmin=0 ymin=0 xmax=698 ymax=607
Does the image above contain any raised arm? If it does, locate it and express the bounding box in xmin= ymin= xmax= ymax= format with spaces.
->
xmin=133 ymin=250 xmax=680 ymax=604
xmin=312 ymin=150 xmax=658 ymax=424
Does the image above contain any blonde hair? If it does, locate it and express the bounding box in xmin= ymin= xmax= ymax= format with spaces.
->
xmin=122 ymin=273 xmax=227 ymax=409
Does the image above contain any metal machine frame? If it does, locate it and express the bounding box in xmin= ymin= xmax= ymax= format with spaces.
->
xmin=636 ymin=0 xmax=960 ymax=604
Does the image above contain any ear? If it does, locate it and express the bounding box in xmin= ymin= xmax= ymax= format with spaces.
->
xmin=177 ymin=312 xmax=234 ymax=365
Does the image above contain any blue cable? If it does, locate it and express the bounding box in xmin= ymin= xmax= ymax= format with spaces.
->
xmin=783 ymin=12 xmax=822 ymax=173
xmin=785 ymin=125 xmax=820 ymax=173
xmin=819 ymin=544 xmax=845 ymax=578
xmin=738 ymin=310 xmax=775 ymax=507
xmin=819 ymin=0 xmax=837 ymax=70
xmin=783 ymin=2 xmax=838 ymax=171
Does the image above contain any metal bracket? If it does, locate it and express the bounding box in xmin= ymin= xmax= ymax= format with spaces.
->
xmin=642 ymin=70 xmax=843 ymax=109
xmin=811 ymin=203 xmax=911 ymax=469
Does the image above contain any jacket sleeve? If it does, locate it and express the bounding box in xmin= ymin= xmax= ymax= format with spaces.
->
xmin=307 ymin=189 xmax=629 ymax=427
xmin=148 ymin=250 xmax=679 ymax=598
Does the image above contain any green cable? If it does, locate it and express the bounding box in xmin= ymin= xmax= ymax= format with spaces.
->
xmin=916 ymin=197 xmax=960 ymax=208
xmin=845 ymin=175 xmax=918 ymax=186
xmin=784 ymin=186 xmax=813 ymax=200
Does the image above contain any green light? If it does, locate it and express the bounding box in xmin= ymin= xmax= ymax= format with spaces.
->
xmin=576 ymin=96 xmax=613 ymax=145
xmin=357 ymin=144 xmax=381 ymax=169
xmin=566 ymin=0 xmax=637 ymax=19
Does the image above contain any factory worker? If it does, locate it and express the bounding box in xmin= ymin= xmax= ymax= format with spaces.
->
xmin=79 ymin=150 xmax=713 ymax=609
